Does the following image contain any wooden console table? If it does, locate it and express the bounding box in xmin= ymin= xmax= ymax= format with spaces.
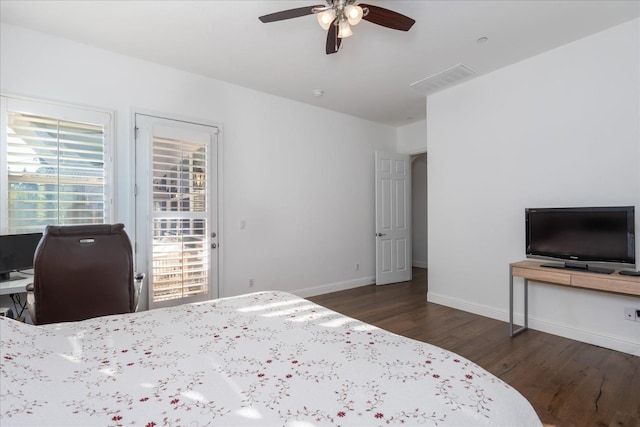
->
xmin=509 ymin=260 xmax=640 ymax=337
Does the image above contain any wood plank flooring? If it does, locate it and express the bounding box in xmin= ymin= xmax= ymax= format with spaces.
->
xmin=308 ymin=267 xmax=640 ymax=427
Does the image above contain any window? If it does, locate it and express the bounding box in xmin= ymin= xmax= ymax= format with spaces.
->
xmin=1 ymin=97 xmax=113 ymax=234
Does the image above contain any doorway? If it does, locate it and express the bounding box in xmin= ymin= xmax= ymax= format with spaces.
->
xmin=411 ymin=153 xmax=427 ymax=270
xmin=134 ymin=113 xmax=220 ymax=310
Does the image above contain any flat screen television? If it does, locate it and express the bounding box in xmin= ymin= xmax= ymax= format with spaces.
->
xmin=0 ymin=232 xmax=43 ymax=281
xmin=525 ymin=206 xmax=635 ymax=271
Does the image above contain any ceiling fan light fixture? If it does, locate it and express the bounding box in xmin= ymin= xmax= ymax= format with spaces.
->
xmin=259 ymin=3 xmax=415 ymax=54
xmin=317 ymin=9 xmax=336 ymax=30
xmin=338 ymin=19 xmax=353 ymax=38
xmin=345 ymin=5 xmax=363 ymax=26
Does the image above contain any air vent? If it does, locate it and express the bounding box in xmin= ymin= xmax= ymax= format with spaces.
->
xmin=410 ymin=64 xmax=477 ymax=95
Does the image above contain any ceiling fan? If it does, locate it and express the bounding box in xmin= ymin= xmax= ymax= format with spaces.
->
xmin=258 ymin=0 xmax=415 ymax=55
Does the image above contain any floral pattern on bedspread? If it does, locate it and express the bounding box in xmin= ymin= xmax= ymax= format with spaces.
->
xmin=0 ymin=291 xmax=541 ymax=426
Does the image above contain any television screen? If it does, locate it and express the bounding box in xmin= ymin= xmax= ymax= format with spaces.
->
xmin=0 ymin=232 xmax=43 ymax=280
xmin=526 ymin=206 xmax=635 ymax=266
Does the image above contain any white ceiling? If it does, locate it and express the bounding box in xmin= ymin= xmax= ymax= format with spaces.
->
xmin=1 ymin=1 xmax=638 ymax=127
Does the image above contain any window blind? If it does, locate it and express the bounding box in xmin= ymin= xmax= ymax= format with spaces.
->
xmin=151 ymin=136 xmax=209 ymax=303
xmin=6 ymin=111 xmax=107 ymax=233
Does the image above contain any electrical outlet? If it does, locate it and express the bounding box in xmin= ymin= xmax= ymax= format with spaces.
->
xmin=624 ymin=307 xmax=639 ymax=322
xmin=249 ymin=278 xmax=254 ymax=288
xmin=355 ymin=263 xmax=359 ymax=271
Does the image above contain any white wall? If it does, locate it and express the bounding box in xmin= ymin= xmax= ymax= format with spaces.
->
xmin=427 ymin=19 xmax=640 ymax=355
xmin=0 ymin=23 xmax=397 ymax=304
xmin=397 ymin=120 xmax=426 ymax=154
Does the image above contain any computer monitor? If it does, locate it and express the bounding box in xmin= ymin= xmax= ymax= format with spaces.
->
xmin=0 ymin=232 xmax=43 ymax=281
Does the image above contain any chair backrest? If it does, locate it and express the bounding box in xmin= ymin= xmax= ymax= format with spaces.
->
xmin=33 ymin=223 xmax=135 ymax=325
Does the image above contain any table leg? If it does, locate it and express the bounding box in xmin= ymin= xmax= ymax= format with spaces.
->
xmin=509 ymin=267 xmax=529 ymax=337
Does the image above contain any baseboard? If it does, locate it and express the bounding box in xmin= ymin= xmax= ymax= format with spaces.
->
xmin=412 ymin=260 xmax=428 ymax=269
xmin=427 ymin=291 xmax=640 ymax=356
xmin=294 ymin=276 xmax=375 ymax=298
xmin=427 ymin=292 xmax=505 ymax=321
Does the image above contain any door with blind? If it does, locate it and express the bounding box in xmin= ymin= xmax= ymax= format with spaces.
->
xmin=134 ymin=114 xmax=219 ymax=309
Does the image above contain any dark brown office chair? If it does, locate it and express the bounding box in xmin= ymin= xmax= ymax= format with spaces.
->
xmin=26 ymin=223 xmax=144 ymax=325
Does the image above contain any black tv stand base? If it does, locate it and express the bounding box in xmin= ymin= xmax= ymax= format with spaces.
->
xmin=541 ymin=262 xmax=614 ymax=275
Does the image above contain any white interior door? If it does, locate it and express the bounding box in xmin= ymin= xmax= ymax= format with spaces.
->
xmin=135 ymin=114 xmax=219 ymax=309
xmin=375 ymin=150 xmax=411 ymax=285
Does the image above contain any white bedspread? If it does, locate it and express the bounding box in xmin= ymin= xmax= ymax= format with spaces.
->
xmin=1 ymin=291 xmax=541 ymax=426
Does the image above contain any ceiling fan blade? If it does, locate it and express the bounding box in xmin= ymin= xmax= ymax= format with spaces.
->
xmin=325 ymin=19 xmax=342 ymax=54
xmin=259 ymin=5 xmax=324 ymax=23
xmin=360 ymin=4 xmax=415 ymax=31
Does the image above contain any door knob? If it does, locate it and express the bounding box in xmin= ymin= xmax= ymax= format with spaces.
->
xmin=211 ymin=243 xmax=217 ymax=249
xmin=376 ymin=233 xmax=386 ymax=237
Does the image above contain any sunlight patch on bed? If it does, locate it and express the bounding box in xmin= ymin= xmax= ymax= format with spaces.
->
xmin=237 ymin=298 xmax=304 ymax=313
xmin=236 ymin=406 xmax=263 ymax=420
xmin=261 ymin=304 xmax=318 ymax=318
xmin=288 ymin=421 xmax=316 ymax=427
xmin=289 ymin=309 xmax=336 ymax=323
xmin=319 ymin=316 xmax=359 ymax=328
xmin=213 ymin=361 xmax=250 ymax=400
xmin=59 ymin=335 xmax=85 ymax=362
xmin=58 ymin=353 xmax=81 ymax=363
xmin=353 ymin=323 xmax=378 ymax=332
xmin=99 ymin=368 xmax=117 ymax=377
xmin=181 ymin=390 xmax=206 ymax=402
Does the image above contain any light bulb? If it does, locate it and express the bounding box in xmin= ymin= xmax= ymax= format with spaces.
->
xmin=338 ymin=19 xmax=353 ymax=38
xmin=317 ymin=10 xmax=336 ymax=30
xmin=345 ymin=5 xmax=363 ymax=26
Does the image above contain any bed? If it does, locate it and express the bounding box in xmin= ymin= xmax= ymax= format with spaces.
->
xmin=1 ymin=291 xmax=542 ymax=426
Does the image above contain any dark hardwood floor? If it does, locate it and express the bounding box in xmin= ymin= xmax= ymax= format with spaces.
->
xmin=309 ymin=267 xmax=640 ymax=427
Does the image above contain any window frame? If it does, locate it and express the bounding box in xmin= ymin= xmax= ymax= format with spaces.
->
xmin=0 ymin=94 xmax=115 ymax=234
